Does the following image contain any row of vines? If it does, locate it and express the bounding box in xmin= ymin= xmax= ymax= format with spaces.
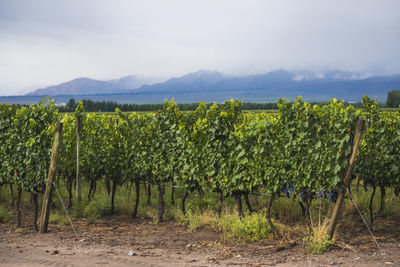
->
xmin=1 ymin=96 xmax=399 ymax=235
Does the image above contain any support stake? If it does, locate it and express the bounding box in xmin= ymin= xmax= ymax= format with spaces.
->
xmin=76 ymin=115 xmax=81 ymax=203
xmin=39 ymin=122 xmax=63 ymax=233
xmin=327 ymin=118 xmax=365 ymax=239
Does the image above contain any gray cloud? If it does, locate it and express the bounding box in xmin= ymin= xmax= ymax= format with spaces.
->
xmin=1 ymin=0 xmax=400 ymax=95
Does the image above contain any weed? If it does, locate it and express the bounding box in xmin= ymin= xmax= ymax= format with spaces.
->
xmin=175 ymin=209 xmax=217 ymax=231
xmin=271 ymin=197 xmax=303 ymax=222
xmin=302 ymin=221 xmax=334 ymax=254
xmin=49 ymin=211 xmax=69 ymax=225
xmin=83 ymin=195 xmax=111 ymax=224
xmin=0 ymin=205 xmax=12 ymax=223
xmin=217 ymin=212 xmax=274 ymax=242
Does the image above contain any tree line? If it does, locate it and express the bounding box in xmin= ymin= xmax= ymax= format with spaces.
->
xmin=58 ymin=90 xmax=400 ymax=113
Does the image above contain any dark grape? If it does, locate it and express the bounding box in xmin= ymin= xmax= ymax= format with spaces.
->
xmin=327 ymin=191 xmax=338 ymax=202
xmin=317 ymin=188 xmax=325 ymax=199
xmin=299 ymin=191 xmax=306 ymax=202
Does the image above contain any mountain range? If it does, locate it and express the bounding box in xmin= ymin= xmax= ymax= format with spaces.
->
xmin=26 ymin=69 xmax=400 ymax=103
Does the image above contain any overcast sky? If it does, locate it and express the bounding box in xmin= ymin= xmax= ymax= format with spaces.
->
xmin=1 ymin=0 xmax=400 ymax=95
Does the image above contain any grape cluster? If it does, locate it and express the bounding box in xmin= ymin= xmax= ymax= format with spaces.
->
xmin=317 ymin=188 xmax=325 ymax=199
xmin=282 ymin=183 xmax=296 ymax=198
xmin=327 ymin=191 xmax=338 ymax=202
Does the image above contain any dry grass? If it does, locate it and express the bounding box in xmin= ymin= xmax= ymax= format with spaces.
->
xmin=302 ymin=220 xmax=334 ymax=254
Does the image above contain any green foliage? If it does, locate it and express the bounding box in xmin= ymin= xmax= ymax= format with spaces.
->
xmin=2 ymin=96 xmax=400 ymax=240
xmin=175 ymin=209 xmax=218 ymax=231
xmin=0 ymin=98 xmax=59 ymax=191
xmin=0 ymin=205 xmax=12 ymax=223
xmin=303 ymin=231 xmax=334 ymax=254
xmin=355 ymin=96 xmax=400 ymax=192
xmin=58 ymin=98 xmax=279 ymax=112
xmin=83 ymin=195 xmax=111 ymax=223
xmin=386 ymin=90 xmax=400 ymax=108
xmin=49 ymin=211 xmax=70 ymax=225
xmin=74 ymin=101 xmax=85 ymax=116
xmin=218 ymin=212 xmax=274 ymax=242
xmin=303 ymin=234 xmax=333 ymax=254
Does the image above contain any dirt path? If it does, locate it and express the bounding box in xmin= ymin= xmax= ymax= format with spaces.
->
xmin=1 ymin=216 xmax=399 ymax=266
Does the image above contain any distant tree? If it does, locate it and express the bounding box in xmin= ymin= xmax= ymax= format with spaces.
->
xmin=67 ymin=98 xmax=77 ymax=110
xmin=386 ymin=90 xmax=400 ymax=108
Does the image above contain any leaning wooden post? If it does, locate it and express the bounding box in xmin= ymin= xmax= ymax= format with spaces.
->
xmin=76 ymin=115 xmax=82 ymax=203
xmin=39 ymin=122 xmax=63 ymax=233
xmin=327 ymin=118 xmax=365 ymax=239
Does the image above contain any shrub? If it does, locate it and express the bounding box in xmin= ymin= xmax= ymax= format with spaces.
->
xmin=83 ymin=195 xmax=111 ymax=223
xmin=0 ymin=205 xmax=12 ymax=223
xmin=218 ymin=212 xmax=274 ymax=242
xmin=302 ymin=222 xmax=334 ymax=254
xmin=49 ymin=211 xmax=70 ymax=225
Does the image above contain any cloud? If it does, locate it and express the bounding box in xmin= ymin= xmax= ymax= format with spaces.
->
xmin=1 ymin=0 xmax=400 ymax=95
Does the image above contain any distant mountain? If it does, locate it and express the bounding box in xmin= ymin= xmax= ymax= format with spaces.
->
xmin=27 ymin=77 xmax=125 ymax=96
xmin=25 ymin=69 xmax=400 ymax=103
xmin=136 ymin=70 xmax=227 ymax=93
xmin=26 ymin=75 xmax=165 ymax=96
xmin=108 ymin=75 xmax=166 ymax=90
xmin=129 ymin=69 xmax=400 ymax=102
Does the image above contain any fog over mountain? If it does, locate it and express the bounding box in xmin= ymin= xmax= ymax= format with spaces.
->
xmin=108 ymin=75 xmax=166 ymax=90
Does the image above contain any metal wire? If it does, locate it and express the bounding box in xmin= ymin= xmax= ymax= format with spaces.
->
xmin=345 ymin=187 xmax=385 ymax=256
xmin=52 ymin=182 xmax=79 ymax=240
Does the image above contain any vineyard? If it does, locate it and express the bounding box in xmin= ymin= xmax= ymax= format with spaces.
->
xmin=1 ymin=96 xmax=400 ymax=262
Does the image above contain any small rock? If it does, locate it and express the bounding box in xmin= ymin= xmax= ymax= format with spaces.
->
xmin=79 ymin=238 xmax=85 ymax=242
xmin=207 ymin=257 xmax=217 ymax=263
xmin=128 ymin=250 xmax=137 ymax=256
xmin=51 ymin=250 xmax=59 ymax=255
xmin=236 ymin=254 xmax=242 ymax=258
xmin=329 ymin=261 xmax=336 ymax=265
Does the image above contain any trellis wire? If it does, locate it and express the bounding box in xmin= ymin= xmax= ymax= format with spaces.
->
xmin=345 ymin=187 xmax=385 ymax=256
xmin=53 ymin=182 xmax=79 ymax=240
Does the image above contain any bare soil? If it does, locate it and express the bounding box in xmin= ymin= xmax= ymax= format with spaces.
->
xmin=1 ymin=215 xmax=400 ymax=267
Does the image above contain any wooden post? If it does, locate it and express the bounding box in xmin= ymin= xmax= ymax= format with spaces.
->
xmin=39 ymin=122 xmax=63 ymax=233
xmin=76 ymin=115 xmax=81 ymax=203
xmin=327 ymin=118 xmax=365 ymax=239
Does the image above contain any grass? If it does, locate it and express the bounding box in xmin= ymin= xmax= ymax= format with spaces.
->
xmin=0 ymin=204 xmax=12 ymax=223
xmin=48 ymin=211 xmax=70 ymax=225
xmin=174 ymin=209 xmax=217 ymax=231
xmin=271 ymin=197 xmax=304 ymax=223
xmin=82 ymin=195 xmax=111 ymax=224
xmin=342 ymin=186 xmax=400 ymax=223
xmin=218 ymin=212 xmax=275 ymax=242
xmin=302 ymin=221 xmax=334 ymax=254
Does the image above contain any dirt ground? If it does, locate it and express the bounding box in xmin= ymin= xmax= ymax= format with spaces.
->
xmin=1 ymin=215 xmax=399 ymax=267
